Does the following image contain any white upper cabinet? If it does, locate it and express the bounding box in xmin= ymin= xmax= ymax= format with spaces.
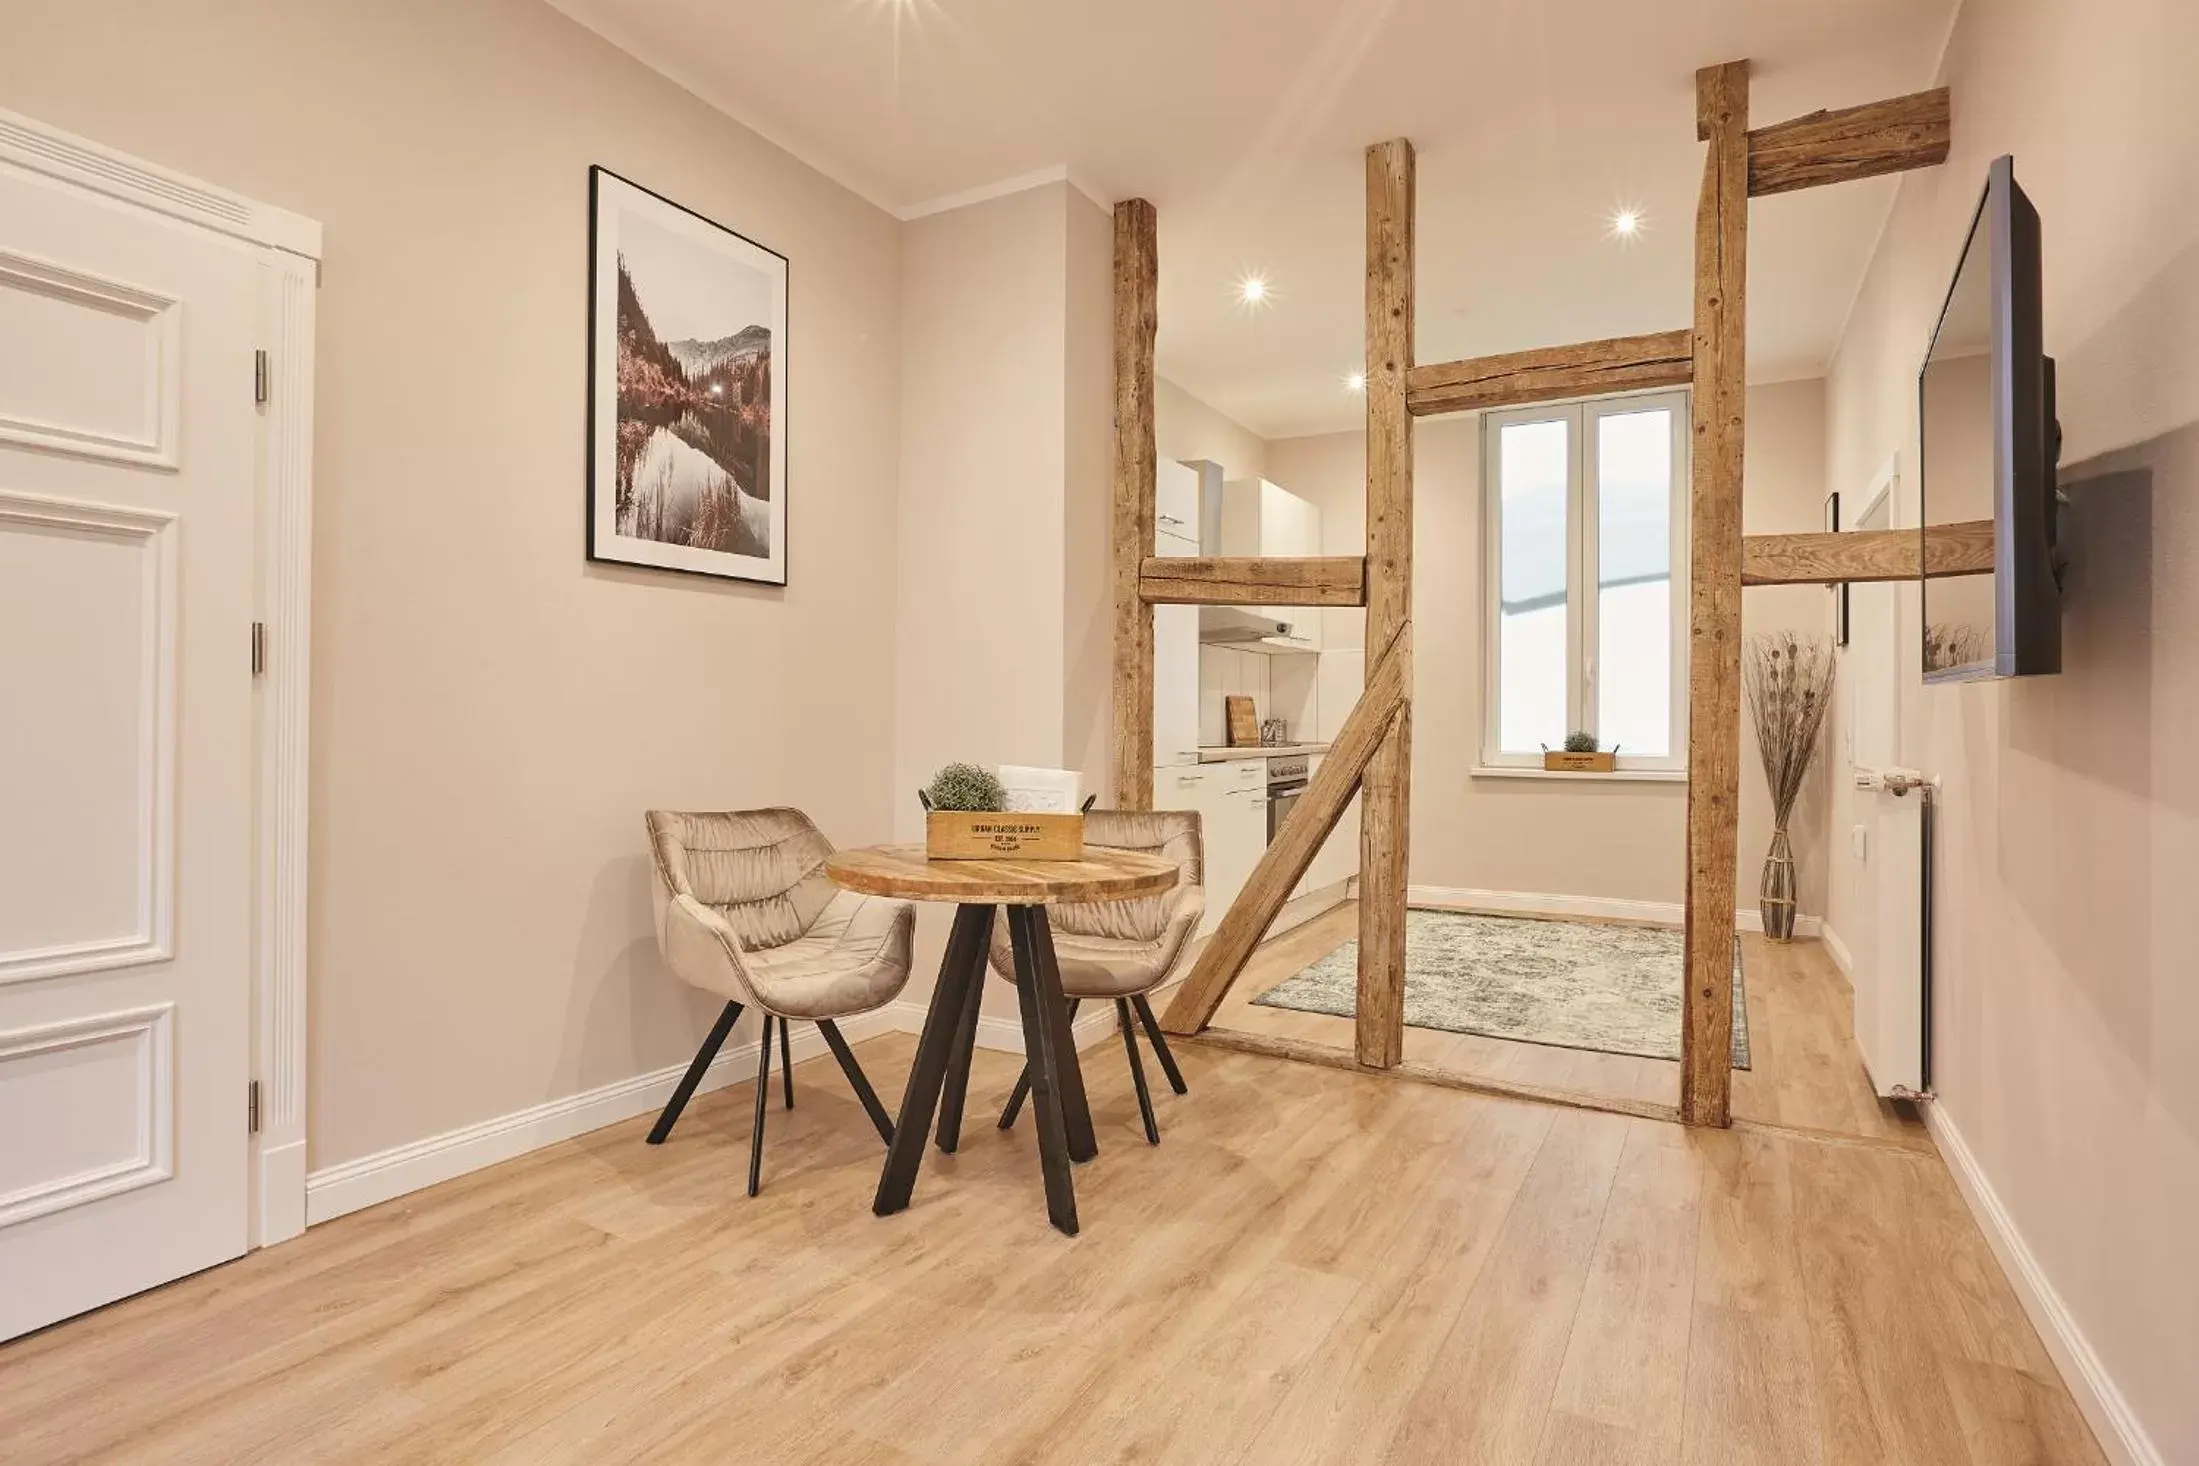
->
xmin=1219 ymin=478 xmax=1323 ymax=650
xmin=1152 ymin=460 xmax=1203 ymax=767
xmin=1153 ymin=526 xmax=1201 ymax=767
xmin=1156 ymin=459 xmax=1200 ymax=548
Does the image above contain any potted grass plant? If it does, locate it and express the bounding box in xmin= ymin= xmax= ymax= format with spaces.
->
xmin=1743 ymin=631 xmax=1836 ymax=940
xmin=1543 ymin=730 xmax=1617 ymax=773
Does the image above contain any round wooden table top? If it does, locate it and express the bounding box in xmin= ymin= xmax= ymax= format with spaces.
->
xmin=826 ymin=844 xmax=1178 ymax=905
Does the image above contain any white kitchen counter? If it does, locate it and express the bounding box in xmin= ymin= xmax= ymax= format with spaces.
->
xmin=1194 ymin=743 xmax=1331 ymax=763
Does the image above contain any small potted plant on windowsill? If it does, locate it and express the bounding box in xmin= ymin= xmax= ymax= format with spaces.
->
xmin=919 ymin=761 xmax=1085 ymax=860
xmin=1543 ymin=731 xmax=1617 ymax=773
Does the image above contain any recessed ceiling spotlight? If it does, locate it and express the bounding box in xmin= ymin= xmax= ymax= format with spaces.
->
xmin=1609 ymin=206 xmax=1645 ymax=240
xmin=1345 ymin=371 xmax=1366 ymax=392
xmin=1238 ymin=274 xmax=1270 ymax=306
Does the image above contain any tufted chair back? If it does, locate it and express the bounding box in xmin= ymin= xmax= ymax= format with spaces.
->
xmin=1050 ymin=810 xmax=1203 ymax=942
xmin=645 ymin=808 xmax=840 ymax=953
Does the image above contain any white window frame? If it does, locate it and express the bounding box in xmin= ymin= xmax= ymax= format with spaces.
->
xmin=1478 ymin=388 xmax=1691 ymax=778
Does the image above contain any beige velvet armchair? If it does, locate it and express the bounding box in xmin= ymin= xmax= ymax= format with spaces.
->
xmin=643 ymin=808 xmax=915 ymax=1195
xmin=986 ymin=809 xmax=1202 ymax=1144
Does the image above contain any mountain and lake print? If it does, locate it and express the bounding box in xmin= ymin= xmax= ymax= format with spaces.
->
xmin=589 ymin=168 xmax=788 ymax=584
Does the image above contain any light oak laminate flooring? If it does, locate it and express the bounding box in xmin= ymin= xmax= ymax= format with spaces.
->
xmin=0 ymin=1028 xmax=2097 ymax=1464
xmin=1211 ymin=900 xmax=1933 ymax=1147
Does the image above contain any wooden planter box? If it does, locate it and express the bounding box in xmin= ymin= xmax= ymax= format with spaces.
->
xmin=1543 ymin=750 xmax=1617 ymax=773
xmin=926 ymin=811 xmax=1085 ymax=861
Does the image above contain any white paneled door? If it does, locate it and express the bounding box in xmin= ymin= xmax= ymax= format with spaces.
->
xmin=0 ymin=157 xmax=261 ymax=1338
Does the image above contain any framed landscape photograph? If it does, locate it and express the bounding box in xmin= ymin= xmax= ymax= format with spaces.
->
xmin=588 ymin=166 xmax=788 ymax=584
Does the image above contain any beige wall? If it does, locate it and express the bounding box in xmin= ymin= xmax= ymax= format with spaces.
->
xmin=0 ymin=0 xmax=906 ymax=1170
xmin=1266 ymin=380 xmax=1833 ymax=913
xmin=1821 ymin=1 xmax=2198 ymax=1456
xmin=1063 ymin=195 xmax=1118 ymax=801
xmin=894 ymin=182 xmax=1114 ymax=1016
xmin=1157 ymin=377 xmax=1267 ymax=482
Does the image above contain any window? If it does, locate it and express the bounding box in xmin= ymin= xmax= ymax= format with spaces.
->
xmin=1481 ymin=390 xmax=1689 ymax=773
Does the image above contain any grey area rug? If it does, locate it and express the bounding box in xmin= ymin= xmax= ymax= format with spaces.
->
xmin=1252 ymin=909 xmax=1750 ymax=1068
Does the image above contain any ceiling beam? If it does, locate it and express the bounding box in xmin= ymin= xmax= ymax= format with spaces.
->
xmin=1741 ymin=520 xmax=1995 ymax=585
xmin=1139 ymin=555 xmax=1367 ymax=606
xmin=1746 ymin=87 xmax=1951 ymax=197
xmin=1405 ymin=329 xmax=1693 ymax=417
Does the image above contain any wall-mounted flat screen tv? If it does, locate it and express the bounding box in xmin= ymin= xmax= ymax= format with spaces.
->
xmin=1919 ymin=154 xmax=2062 ymax=681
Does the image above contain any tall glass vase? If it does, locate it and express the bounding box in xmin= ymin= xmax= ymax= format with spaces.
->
xmin=1759 ymin=826 xmax=1798 ymax=941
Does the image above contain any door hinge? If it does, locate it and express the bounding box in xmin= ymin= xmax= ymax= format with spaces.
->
xmin=251 ymin=621 xmax=268 ymax=676
xmin=254 ymin=349 xmax=269 ymax=405
xmin=248 ymin=1079 xmax=262 ymax=1134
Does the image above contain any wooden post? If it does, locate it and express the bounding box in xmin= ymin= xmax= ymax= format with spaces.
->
xmin=1681 ymin=61 xmax=1749 ymax=1128
xmin=1111 ymin=199 xmax=1159 ymax=810
xmin=1358 ymin=138 xmax=1415 ymax=1071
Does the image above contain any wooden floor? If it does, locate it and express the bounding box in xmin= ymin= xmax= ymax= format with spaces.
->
xmin=2 ymin=1026 xmax=2099 ymax=1463
xmin=1212 ymin=900 xmax=1933 ymax=1146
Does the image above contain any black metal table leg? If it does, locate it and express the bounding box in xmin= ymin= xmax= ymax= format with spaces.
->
xmin=935 ymin=933 xmax=990 ymax=1153
xmin=1026 ymin=908 xmax=1097 ymax=1163
xmin=874 ymin=903 xmax=995 ymax=1217
xmin=1007 ymin=905 xmax=1079 ymax=1236
xmin=996 ymin=998 xmax=1077 ymax=1131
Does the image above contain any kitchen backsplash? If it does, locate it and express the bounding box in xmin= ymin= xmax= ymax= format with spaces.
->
xmin=1198 ymin=646 xmax=1320 ymax=745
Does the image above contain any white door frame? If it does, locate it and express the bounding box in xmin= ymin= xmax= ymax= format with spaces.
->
xmin=0 ymin=109 xmax=320 ymax=1246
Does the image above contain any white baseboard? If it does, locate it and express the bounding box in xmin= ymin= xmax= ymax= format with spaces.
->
xmin=255 ymin=1139 xmax=307 ymax=1245
xmin=1925 ymin=1103 xmax=2162 ymax=1466
xmin=1406 ymin=884 xmax=1821 ymax=939
xmin=1819 ymin=921 xmax=1855 ymax=979
xmin=304 ymin=1007 xmax=900 ymax=1226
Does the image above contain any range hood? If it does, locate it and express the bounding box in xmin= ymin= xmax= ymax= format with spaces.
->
xmin=1199 ymin=606 xmax=1316 ymax=653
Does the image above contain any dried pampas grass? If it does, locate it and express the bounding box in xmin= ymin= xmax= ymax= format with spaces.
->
xmin=1743 ymin=632 xmax=1836 ymax=826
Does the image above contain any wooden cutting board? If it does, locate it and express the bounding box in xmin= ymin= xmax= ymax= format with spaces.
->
xmin=1225 ymin=695 xmax=1261 ymax=747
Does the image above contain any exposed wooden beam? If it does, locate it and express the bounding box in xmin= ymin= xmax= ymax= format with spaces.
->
xmin=1160 ymin=622 xmax=1409 ymax=1039
xmin=1110 ymin=199 xmax=1159 ymax=811
xmin=1138 ymin=555 xmax=1367 ymax=606
xmin=1682 ymin=60 xmax=1750 ymax=1130
xmin=1183 ymin=1028 xmax=1682 ymax=1126
xmin=1358 ymin=137 xmax=1416 ymax=1072
xmin=1404 ymin=329 xmax=1694 ymax=417
xmin=1741 ymin=521 xmax=1995 ymax=585
xmin=1747 ymin=87 xmax=1950 ymax=196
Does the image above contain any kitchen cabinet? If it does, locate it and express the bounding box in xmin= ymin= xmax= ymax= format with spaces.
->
xmin=1153 ymin=546 xmax=1200 ymax=766
xmin=1156 ymin=458 xmax=1200 ymax=545
xmin=1219 ymin=478 xmax=1323 ymax=651
xmin=1299 ymin=753 xmax=1360 ymax=896
xmin=1153 ymin=460 xmax=1203 ymax=767
xmin=1156 ymin=761 xmax=1267 ymax=938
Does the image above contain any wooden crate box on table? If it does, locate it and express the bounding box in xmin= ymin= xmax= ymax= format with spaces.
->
xmin=925 ymin=811 xmax=1085 ymax=861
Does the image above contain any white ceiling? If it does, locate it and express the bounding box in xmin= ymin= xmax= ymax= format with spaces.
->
xmin=552 ymin=0 xmax=1958 ymax=439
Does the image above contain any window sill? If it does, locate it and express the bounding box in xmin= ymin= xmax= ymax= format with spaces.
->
xmin=1470 ymin=765 xmax=1688 ymax=784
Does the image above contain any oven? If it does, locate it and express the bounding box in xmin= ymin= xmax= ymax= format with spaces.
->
xmin=1265 ymin=754 xmax=1308 ymax=844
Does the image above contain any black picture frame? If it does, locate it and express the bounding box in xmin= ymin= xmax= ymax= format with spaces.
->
xmin=586 ymin=165 xmax=789 ymax=586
